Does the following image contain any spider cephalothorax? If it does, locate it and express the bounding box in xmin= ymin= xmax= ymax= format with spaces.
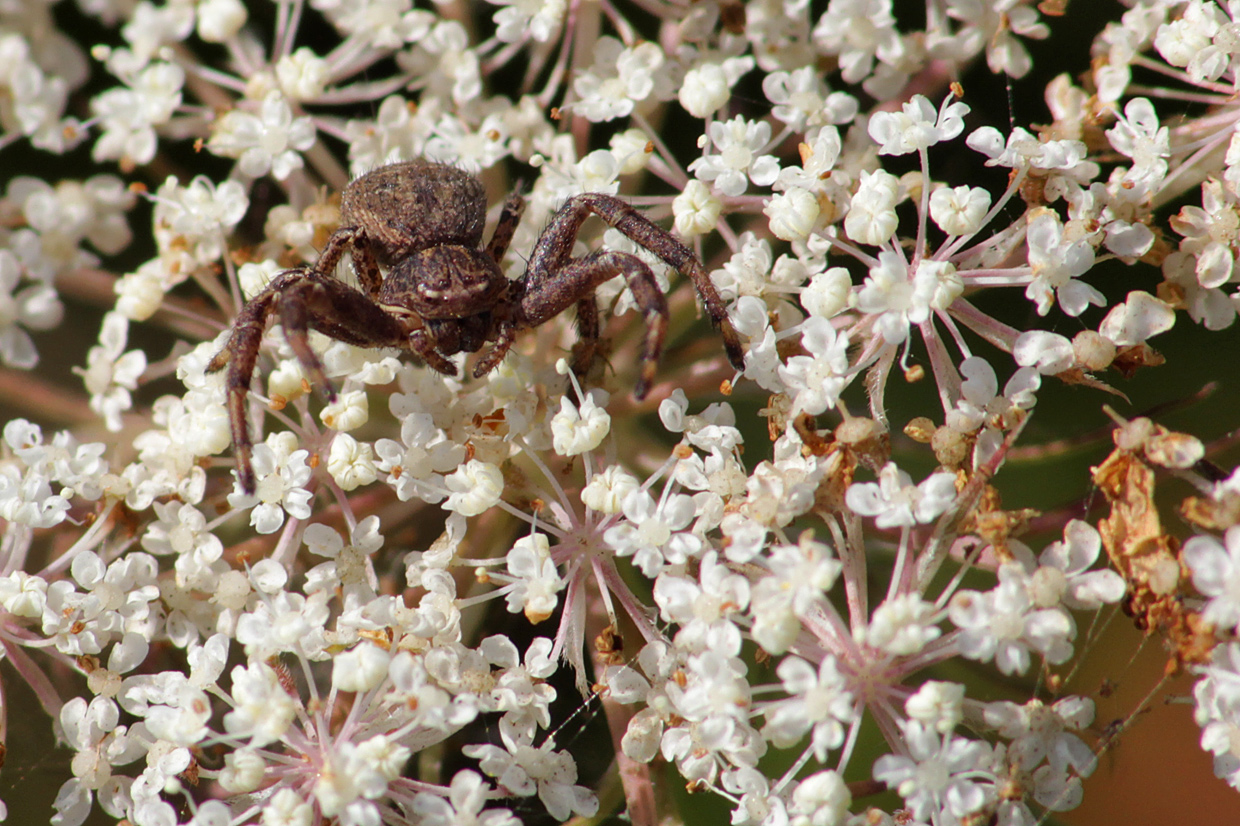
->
xmin=209 ymin=159 xmax=745 ymax=493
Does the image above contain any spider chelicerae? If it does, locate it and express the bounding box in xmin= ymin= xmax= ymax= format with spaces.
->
xmin=208 ymin=159 xmax=745 ymax=494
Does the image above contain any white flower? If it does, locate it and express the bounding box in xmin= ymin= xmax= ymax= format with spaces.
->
xmin=153 ymin=175 xmax=249 ymax=267
xmin=760 ymin=655 xmax=854 ymax=760
xmin=673 ymin=180 xmax=723 ymax=237
xmin=765 ymin=187 xmax=820 ymax=241
xmin=855 ymin=253 xmax=961 ymax=344
xmin=1025 ymin=209 xmax=1102 ymax=316
xmin=763 ymin=65 xmax=858 ymax=130
xmin=945 ymin=356 xmax=1039 ymax=435
xmin=846 ymin=462 xmax=957 ymax=528
xmin=320 ymin=390 xmax=369 ymax=433
xmin=1106 ymin=97 xmax=1169 ymax=190
xmin=208 ymin=91 xmax=316 ymax=179
xmin=930 ymin=184 xmax=991 ymax=237
xmin=863 ymin=593 xmax=942 ymax=656
xmin=0 ymin=249 xmax=62 ymax=368
xmin=984 ymin=696 xmax=1098 ymax=792
xmin=872 ymin=721 xmax=995 ymax=823
xmin=906 ymin=681 xmax=965 ymax=734
xmin=844 ymin=169 xmax=900 ymax=245
xmin=411 ymin=770 xmax=520 ymax=826
xmin=444 ymin=460 xmax=504 ymax=516
xmin=688 ymin=116 xmax=781 ymax=197
xmin=654 ymin=552 xmax=749 ymax=655
xmin=580 ymin=465 xmax=639 ymax=515
xmin=226 ymin=432 xmax=315 ymax=534
xmin=274 ymin=47 xmax=327 ymax=101
xmin=1031 ymin=520 xmax=1125 ymax=611
xmin=1013 ymin=329 xmax=1075 ymax=374
xmin=777 ymin=316 xmax=849 ymax=416
xmin=331 ymin=643 xmax=391 ymax=693
xmin=74 ymin=311 xmax=146 ymax=432
xmin=968 ymin=126 xmax=1087 ymax=171
xmin=374 ymin=412 xmax=464 ymax=503
xmin=789 ymin=770 xmax=852 ymax=826
xmin=572 ymin=38 xmax=671 ymax=122
xmin=90 ymin=62 xmax=184 ymax=166
xmin=813 ymin=0 xmax=903 ymax=85
xmin=141 ymin=501 xmax=224 ymax=588
xmin=603 ymin=488 xmax=702 ymax=577
xmin=504 ymin=534 xmax=563 ymax=623
xmin=868 ymin=93 xmax=968 ymax=155
xmin=1185 ymin=526 xmax=1240 ymax=635
xmin=800 ymin=267 xmax=852 ymax=320
xmin=1154 ymin=1 xmax=1232 ymax=83
xmin=679 ymin=57 xmax=754 ymax=119
xmin=222 ymin=662 xmax=297 ymax=747
xmin=326 ymin=433 xmax=378 ymax=491
xmin=487 ymin=0 xmax=565 ymax=43
xmin=949 ymin=564 xmax=1076 ymax=675
xmin=464 ymin=732 xmax=599 ymax=821
xmin=549 ymin=391 xmax=610 ymax=457
xmin=196 ymin=0 xmax=246 ymax=42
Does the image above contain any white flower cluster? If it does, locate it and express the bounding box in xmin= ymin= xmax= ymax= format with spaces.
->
xmin=0 ymin=1 xmax=1239 ymax=825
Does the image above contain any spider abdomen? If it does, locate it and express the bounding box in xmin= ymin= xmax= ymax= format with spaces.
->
xmin=341 ymin=160 xmax=488 ymax=262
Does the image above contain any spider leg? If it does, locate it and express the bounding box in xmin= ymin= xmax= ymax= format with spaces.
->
xmin=411 ymin=328 xmax=464 ymax=376
xmin=209 ymin=280 xmax=283 ymax=497
xmin=210 ymin=270 xmax=413 ymax=494
xmin=486 ymin=188 xmax=526 ymax=264
xmin=312 ymin=225 xmax=384 ymax=298
xmin=517 ymin=250 xmax=668 ymax=399
xmin=527 ymin=193 xmax=744 ymax=371
xmin=470 ymin=320 xmax=518 ymax=378
xmin=569 ymin=295 xmax=601 ymax=379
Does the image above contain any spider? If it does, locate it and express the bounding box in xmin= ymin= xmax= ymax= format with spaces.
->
xmin=209 ymin=159 xmax=745 ymax=494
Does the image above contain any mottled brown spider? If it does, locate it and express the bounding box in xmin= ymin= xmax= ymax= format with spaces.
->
xmin=209 ymin=159 xmax=745 ymax=494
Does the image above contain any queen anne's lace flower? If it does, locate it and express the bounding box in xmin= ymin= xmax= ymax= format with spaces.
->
xmin=208 ymin=91 xmax=315 ymax=179
xmin=8 ymin=5 xmax=1240 ymax=826
xmin=689 ymin=116 xmax=781 ymax=197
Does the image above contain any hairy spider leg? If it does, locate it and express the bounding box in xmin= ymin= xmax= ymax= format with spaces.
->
xmin=486 ymin=189 xmax=527 ymax=264
xmin=467 ymin=188 xmax=528 ymax=377
xmin=209 ymin=270 xmax=412 ymax=494
xmin=310 ymin=225 xmax=385 ymax=297
xmin=526 ymin=193 xmax=745 ymax=374
xmin=516 ymin=249 xmax=669 ymax=399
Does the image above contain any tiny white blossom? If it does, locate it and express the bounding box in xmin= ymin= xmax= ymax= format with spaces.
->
xmin=777 ymin=316 xmax=849 ymax=416
xmin=844 ymin=169 xmax=901 ymax=245
xmin=226 ymin=432 xmax=315 ymax=534
xmin=873 ymin=721 xmax=995 ymax=823
xmin=320 ymin=390 xmax=369 ymax=432
xmin=1185 ymin=526 xmax=1240 ymax=635
xmin=208 ymin=91 xmax=316 ymax=179
xmin=581 ymin=465 xmax=639 ymax=515
xmin=673 ymin=180 xmax=723 ymax=237
xmin=572 ymin=38 xmax=671 ymax=122
xmin=549 ymin=391 xmax=610 ymax=457
xmin=846 ymin=462 xmax=957 ymax=528
xmin=868 ymin=94 xmax=968 ymax=155
xmin=1026 ymin=209 xmax=1102 ymax=316
xmin=326 ymin=433 xmax=378 ymax=491
xmin=444 ymin=460 xmax=504 ymax=516
xmin=196 ymin=0 xmax=246 ymax=42
xmin=930 ymin=184 xmax=992 ymax=237
xmin=74 ymin=311 xmax=146 ymax=432
xmin=760 ymin=654 xmax=855 ymax=760
xmin=0 ymin=249 xmax=62 ymax=368
xmin=765 ymin=187 xmax=820 ymax=241
xmin=688 ymin=115 xmax=781 ymax=197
